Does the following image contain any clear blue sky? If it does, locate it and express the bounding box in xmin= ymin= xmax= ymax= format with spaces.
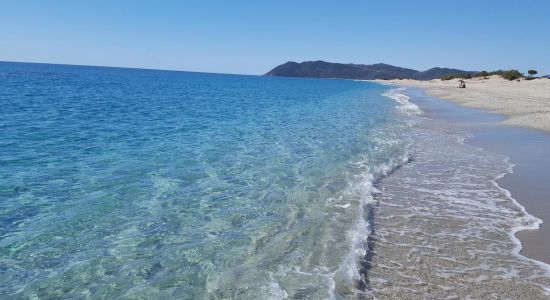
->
xmin=1 ymin=0 xmax=549 ymax=75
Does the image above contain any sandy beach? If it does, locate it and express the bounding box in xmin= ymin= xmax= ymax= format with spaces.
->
xmin=377 ymin=76 xmax=550 ymax=133
xmin=364 ymin=88 xmax=550 ymax=298
xmin=376 ymin=78 xmax=550 ymax=263
xmin=371 ymin=78 xmax=550 ymax=273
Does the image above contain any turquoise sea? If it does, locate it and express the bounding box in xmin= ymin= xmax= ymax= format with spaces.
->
xmin=0 ymin=62 xmax=418 ymax=298
xmin=3 ymin=62 xmax=550 ymax=299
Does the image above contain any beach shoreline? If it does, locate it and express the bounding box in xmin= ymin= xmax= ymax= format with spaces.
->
xmin=374 ymin=76 xmax=550 ymax=134
xmin=390 ymin=85 xmax=550 ymax=266
xmin=367 ymin=86 xmax=550 ymax=298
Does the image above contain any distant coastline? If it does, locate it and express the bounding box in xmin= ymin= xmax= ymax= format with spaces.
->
xmin=265 ymin=60 xmax=476 ymax=80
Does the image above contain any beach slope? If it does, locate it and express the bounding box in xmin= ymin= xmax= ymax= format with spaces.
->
xmin=377 ymin=76 xmax=550 ymax=133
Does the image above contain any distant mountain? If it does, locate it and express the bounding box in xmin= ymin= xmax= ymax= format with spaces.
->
xmin=265 ymin=61 xmax=476 ymax=80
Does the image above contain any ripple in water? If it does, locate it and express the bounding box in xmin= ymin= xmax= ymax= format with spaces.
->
xmin=368 ymin=89 xmax=550 ymax=299
xmin=0 ymin=62 xmax=414 ymax=299
xmin=2 ymin=62 xmax=547 ymax=299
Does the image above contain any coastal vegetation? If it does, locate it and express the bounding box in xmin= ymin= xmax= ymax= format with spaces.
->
xmin=440 ymin=73 xmax=472 ymax=81
xmin=489 ymin=70 xmax=524 ymax=81
xmin=441 ymin=69 xmax=524 ymax=81
xmin=528 ymin=70 xmax=538 ymax=77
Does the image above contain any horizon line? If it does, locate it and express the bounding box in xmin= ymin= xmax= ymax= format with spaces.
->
xmin=0 ymin=59 xmax=258 ymax=77
xmin=3 ymin=59 xmax=541 ymax=77
xmin=2 ymin=59 xmax=480 ymax=76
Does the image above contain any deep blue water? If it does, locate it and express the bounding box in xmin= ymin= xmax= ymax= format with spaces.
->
xmin=0 ymin=62 xmax=413 ymax=298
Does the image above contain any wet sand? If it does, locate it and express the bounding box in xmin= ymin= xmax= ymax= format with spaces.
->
xmin=366 ymin=87 xmax=550 ymax=298
xmin=375 ymin=76 xmax=550 ymax=133
xmin=408 ymin=88 xmax=550 ymax=264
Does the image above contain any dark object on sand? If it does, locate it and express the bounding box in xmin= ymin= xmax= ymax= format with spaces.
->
xmin=458 ymin=80 xmax=466 ymax=88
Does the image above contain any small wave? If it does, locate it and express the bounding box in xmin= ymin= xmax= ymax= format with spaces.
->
xmin=494 ymin=158 xmax=550 ymax=291
xmin=450 ymin=116 xmax=550 ymax=284
xmin=320 ymin=85 xmax=422 ymax=296
xmin=383 ymin=87 xmax=423 ymax=115
xmin=366 ymin=102 xmax=550 ymax=297
xmin=329 ymin=151 xmax=413 ymax=298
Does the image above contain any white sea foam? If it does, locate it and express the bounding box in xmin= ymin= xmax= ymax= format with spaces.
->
xmin=367 ymin=87 xmax=550 ymax=297
xmin=382 ymin=87 xmax=422 ymax=115
xmin=329 ymin=151 xmax=413 ymax=299
xmin=266 ymin=272 xmax=289 ymax=299
xmin=493 ymin=159 xmax=550 ymax=280
xmin=207 ymin=85 xmax=550 ymax=299
xmin=321 ymin=86 xmax=422 ymax=297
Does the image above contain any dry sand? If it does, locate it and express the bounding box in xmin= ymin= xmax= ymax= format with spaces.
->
xmin=377 ymin=76 xmax=550 ymax=133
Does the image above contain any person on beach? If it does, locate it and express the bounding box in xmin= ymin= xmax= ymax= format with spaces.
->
xmin=458 ymin=80 xmax=466 ymax=88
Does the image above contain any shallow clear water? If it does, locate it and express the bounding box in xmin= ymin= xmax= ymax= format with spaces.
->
xmin=4 ymin=63 xmax=548 ymax=299
xmin=369 ymin=89 xmax=550 ymax=299
xmin=0 ymin=62 xmax=415 ymax=298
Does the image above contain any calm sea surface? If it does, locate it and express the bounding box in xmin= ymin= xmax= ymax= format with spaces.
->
xmin=0 ymin=62 xmax=413 ymax=298
xmin=3 ymin=62 xmax=548 ymax=299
